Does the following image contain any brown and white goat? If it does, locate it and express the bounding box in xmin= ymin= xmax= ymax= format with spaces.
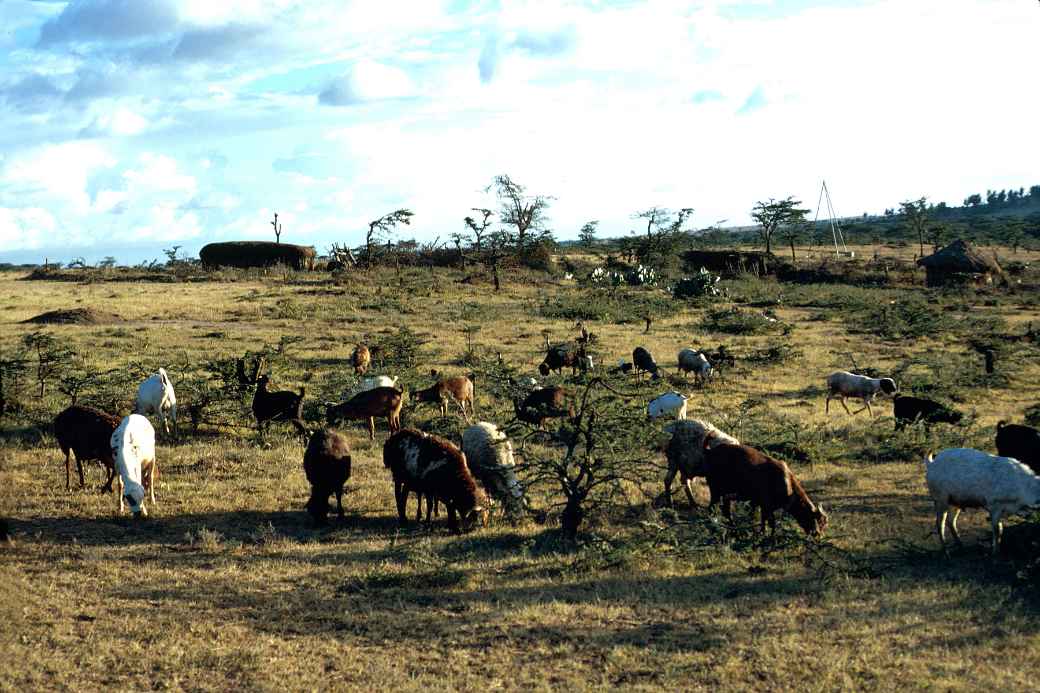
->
xmin=412 ymin=371 xmax=476 ymax=420
xmin=53 ymin=404 xmax=122 ymax=491
xmin=701 ymin=438 xmax=828 ymax=537
xmin=383 ymin=428 xmax=488 ymax=533
xmin=326 ymin=386 xmax=403 ymax=440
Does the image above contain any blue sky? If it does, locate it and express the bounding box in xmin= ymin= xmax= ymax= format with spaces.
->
xmin=1 ymin=0 xmax=1038 ymax=264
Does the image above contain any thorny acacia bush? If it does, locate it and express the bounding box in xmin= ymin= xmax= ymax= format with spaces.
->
xmin=699 ymin=306 xmax=790 ymax=336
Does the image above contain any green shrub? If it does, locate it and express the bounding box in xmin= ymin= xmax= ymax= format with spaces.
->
xmin=699 ymin=307 xmax=788 ymax=335
xmin=851 ymin=295 xmax=953 ymax=340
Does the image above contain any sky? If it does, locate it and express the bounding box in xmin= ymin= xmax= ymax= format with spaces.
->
xmin=1 ymin=0 xmax=1038 ymax=265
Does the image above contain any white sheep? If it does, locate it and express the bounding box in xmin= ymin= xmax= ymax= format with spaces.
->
xmin=647 ymin=392 xmax=688 ymax=421
xmin=677 ymin=348 xmax=712 ymax=384
xmin=925 ymin=448 xmax=1040 ymax=554
xmin=346 ymin=374 xmax=400 ymax=398
xmin=462 ymin=422 xmax=526 ymax=517
xmin=825 ymin=370 xmax=897 ymax=416
xmin=134 ymin=368 xmax=177 ymax=438
xmin=110 ymin=414 xmax=158 ymax=517
xmin=661 ymin=419 xmax=739 ymax=507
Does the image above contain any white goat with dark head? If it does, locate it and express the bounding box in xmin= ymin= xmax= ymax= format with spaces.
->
xmin=825 ymin=371 xmax=896 ymax=416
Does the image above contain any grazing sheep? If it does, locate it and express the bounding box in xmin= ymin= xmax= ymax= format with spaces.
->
xmin=925 ymin=448 xmax=1040 ymax=553
xmin=303 ymin=429 xmax=352 ymax=526
xmin=513 ymin=386 xmax=572 ymax=429
xmin=995 ymin=421 xmax=1040 ymax=476
xmin=110 ymin=414 xmax=158 ymax=517
xmin=825 ymin=371 xmax=897 ymax=416
xmin=462 ymin=422 xmax=527 ymax=516
xmin=252 ymin=375 xmax=307 ymax=435
xmin=677 ymin=348 xmax=712 ymax=384
xmin=661 ymin=419 xmax=739 ymax=508
xmin=346 ymin=374 xmax=400 ymax=399
xmin=134 ymin=368 xmax=178 ymax=438
xmin=893 ymin=396 xmax=963 ymax=430
xmin=647 ymin=392 xmax=688 ymax=421
xmin=326 ymin=386 xmax=403 ymax=440
xmin=632 ymin=346 xmax=661 ymax=380
xmin=383 ymin=428 xmax=488 ymax=533
xmin=702 ymin=442 xmax=828 ymax=536
xmin=53 ymin=404 xmax=121 ymax=492
xmin=351 ymin=344 xmax=371 ymax=375
xmin=412 ymin=372 xmax=476 ymax=420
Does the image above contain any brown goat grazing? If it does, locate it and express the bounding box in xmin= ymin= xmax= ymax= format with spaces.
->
xmin=412 ymin=372 xmax=476 ymax=420
xmin=303 ymin=429 xmax=352 ymax=526
xmin=53 ymin=404 xmax=122 ymax=491
xmin=539 ymin=335 xmax=582 ymax=377
xmin=326 ymin=386 xmax=403 ymax=439
xmin=702 ymin=440 xmax=828 ymax=537
xmin=513 ymin=386 xmax=572 ymax=429
xmin=351 ymin=344 xmax=371 ymax=375
xmin=383 ymin=428 xmax=488 ymax=533
xmin=252 ymin=375 xmax=306 ymax=435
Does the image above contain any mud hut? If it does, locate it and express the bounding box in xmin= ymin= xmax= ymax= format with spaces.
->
xmin=916 ymin=239 xmax=1002 ymax=287
xmin=200 ymin=241 xmax=316 ymax=270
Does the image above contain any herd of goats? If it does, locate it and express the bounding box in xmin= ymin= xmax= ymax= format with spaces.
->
xmin=43 ymin=323 xmax=1040 ymax=554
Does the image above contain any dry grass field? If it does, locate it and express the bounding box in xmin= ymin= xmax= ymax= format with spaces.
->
xmin=2 ymin=245 xmax=1040 ymax=691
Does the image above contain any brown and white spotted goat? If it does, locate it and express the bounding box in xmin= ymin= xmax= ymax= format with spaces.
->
xmin=383 ymin=428 xmax=488 ymax=533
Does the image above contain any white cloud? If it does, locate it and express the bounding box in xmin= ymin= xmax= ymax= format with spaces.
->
xmin=0 ymin=206 xmax=57 ymax=251
xmin=2 ymin=141 xmax=116 ymax=212
xmin=123 ymin=153 xmax=196 ymax=195
xmin=81 ymin=107 xmax=149 ymax=136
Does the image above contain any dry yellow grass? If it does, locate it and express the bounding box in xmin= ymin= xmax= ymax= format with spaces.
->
xmin=1 ymin=252 xmax=1039 ymax=691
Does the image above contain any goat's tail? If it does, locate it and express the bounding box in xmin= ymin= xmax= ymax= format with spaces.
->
xmin=924 ymin=452 xmax=935 ymax=465
xmin=996 ymin=420 xmax=1008 ymax=431
xmin=299 ymin=386 xmax=306 ymax=398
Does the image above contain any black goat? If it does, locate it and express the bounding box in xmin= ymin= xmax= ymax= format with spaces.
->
xmin=252 ymin=374 xmax=306 ymax=434
xmin=632 ymin=346 xmax=661 ymax=380
xmin=893 ymin=396 xmax=963 ymax=430
xmin=996 ymin=421 xmax=1040 ymax=475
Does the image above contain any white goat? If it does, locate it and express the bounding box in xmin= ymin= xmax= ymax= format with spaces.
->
xmin=825 ymin=370 xmax=897 ymax=416
xmin=110 ymin=414 xmax=158 ymax=517
xmin=346 ymin=375 xmax=399 ymax=398
xmin=926 ymin=448 xmax=1040 ymax=554
xmin=647 ymin=392 xmax=688 ymax=421
xmin=135 ymin=368 xmax=177 ymax=438
xmin=462 ymin=422 xmax=527 ymax=517
xmin=661 ymin=419 xmax=739 ymax=507
xmin=678 ymin=348 xmax=712 ymax=384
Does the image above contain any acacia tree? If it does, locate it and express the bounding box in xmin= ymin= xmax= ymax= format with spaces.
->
xmin=578 ymin=220 xmax=599 ymax=248
xmin=751 ymin=197 xmax=808 ymax=255
xmin=463 ymin=208 xmax=494 ymax=252
xmin=631 ymin=207 xmax=693 ymax=264
xmin=899 ymin=197 xmax=928 ymax=258
xmin=365 ymin=209 xmax=414 ymax=266
xmin=489 ymin=175 xmax=551 ymax=249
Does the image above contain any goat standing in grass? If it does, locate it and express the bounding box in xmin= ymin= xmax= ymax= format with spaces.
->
xmin=825 ymin=371 xmax=897 ymax=416
xmin=135 ymin=368 xmax=178 ymax=439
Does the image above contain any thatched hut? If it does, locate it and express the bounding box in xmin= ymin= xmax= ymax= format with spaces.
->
xmin=200 ymin=241 xmax=316 ymax=270
xmin=916 ymin=240 xmax=1002 ymax=287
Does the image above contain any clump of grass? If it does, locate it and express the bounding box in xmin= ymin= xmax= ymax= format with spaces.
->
xmin=850 ymin=295 xmax=952 ymax=340
xmin=185 ymin=526 xmax=225 ymax=552
xmin=538 ymin=288 xmax=680 ymax=324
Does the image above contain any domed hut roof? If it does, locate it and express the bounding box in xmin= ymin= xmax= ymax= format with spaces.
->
xmin=916 ymin=239 xmax=1002 ymax=286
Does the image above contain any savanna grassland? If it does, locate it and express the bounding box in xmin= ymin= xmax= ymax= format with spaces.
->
xmin=2 ymin=245 xmax=1040 ymax=691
